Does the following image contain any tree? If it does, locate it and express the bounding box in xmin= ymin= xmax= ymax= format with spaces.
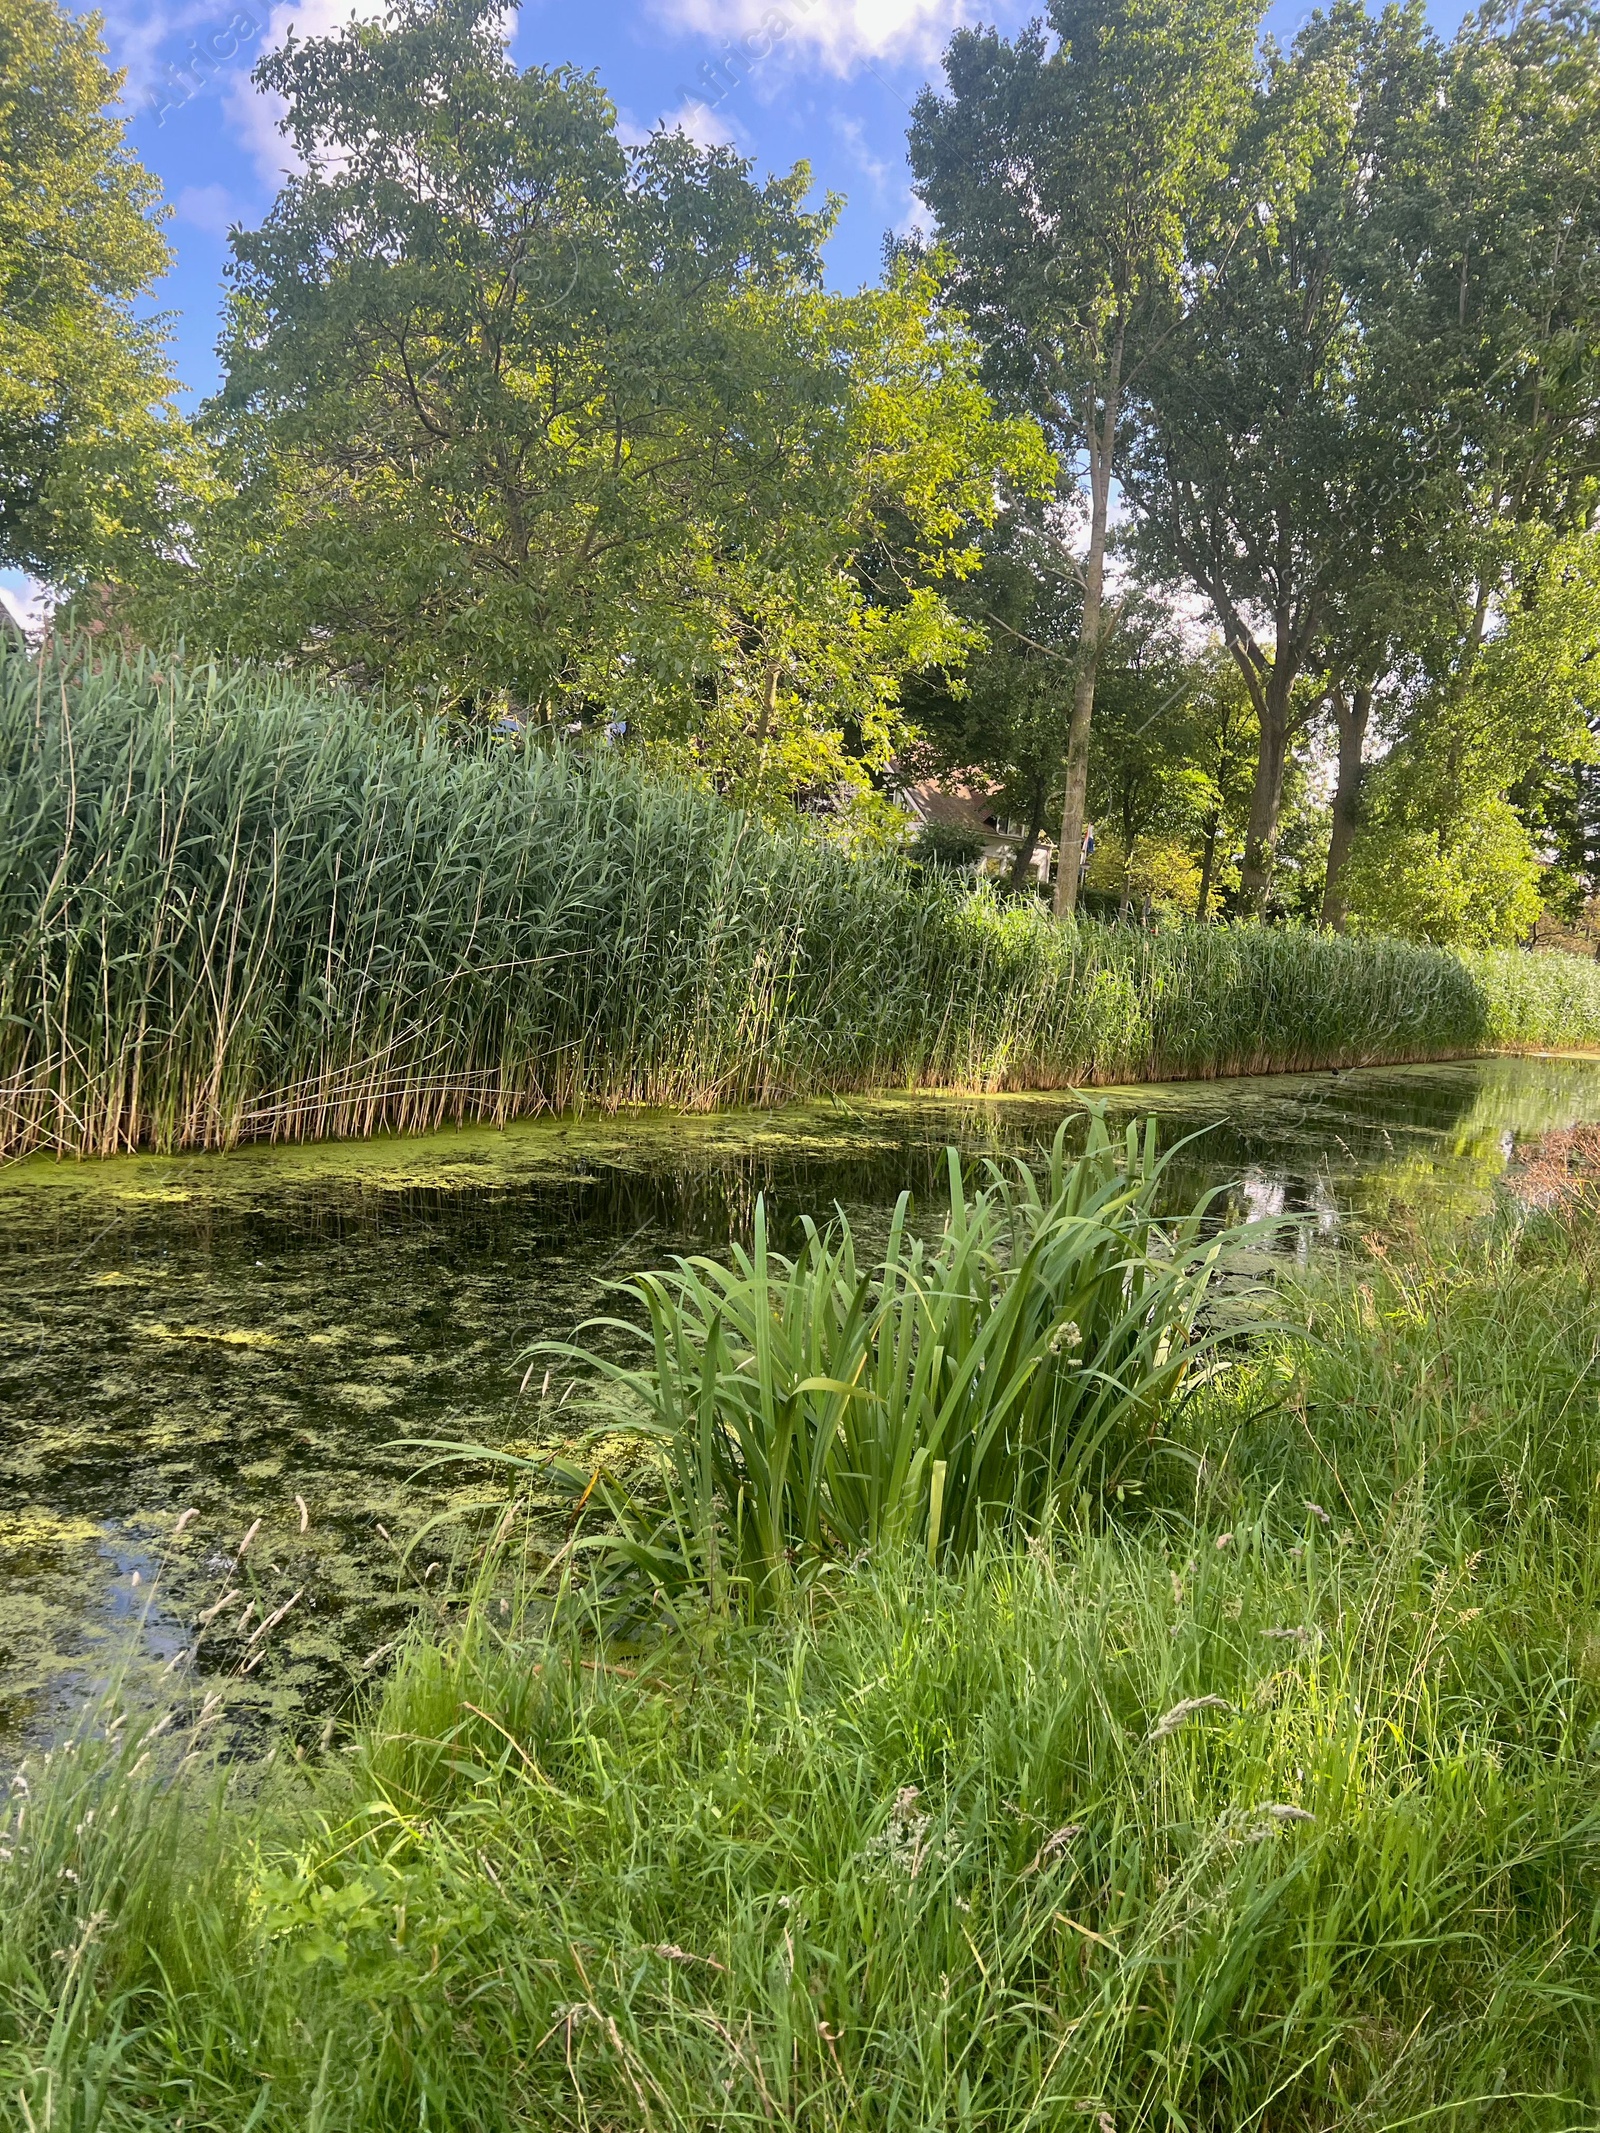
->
xmin=1318 ymin=0 xmax=1600 ymax=927
xmin=166 ymin=0 xmax=1045 ymax=814
xmin=1341 ymin=529 xmax=1600 ymax=944
xmin=1512 ymin=754 xmax=1600 ymax=923
xmin=907 ymin=0 xmax=1258 ymax=915
xmin=0 ymin=0 xmax=192 ymax=585
xmin=1181 ymin=654 xmax=1260 ymax=921
xmin=1083 ymin=622 xmax=1206 ymax=894
xmin=899 ymin=489 xmax=1082 ymax=888
xmin=1127 ymin=1 xmax=1449 ymax=916
xmin=1384 ymin=1 xmax=1600 ymax=641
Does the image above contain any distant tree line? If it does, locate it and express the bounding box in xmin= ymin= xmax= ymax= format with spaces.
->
xmin=908 ymin=0 xmax=1600 ymax=937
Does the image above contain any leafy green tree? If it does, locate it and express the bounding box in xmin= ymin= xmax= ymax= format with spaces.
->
xmin=907 ymin=0 xmax=1258 ymax=915
xmin=0 ymin=0 xmax=191 ymax=584
xmin=1342 ymin=529 xmax=1600 ymax=945
xmin=1081 ymin=637 xmax=1271 ymax=918
xmin=1182 ymin=653 xmax=1260 ymax=920
xmin=1511 ymin=753 xmax=1600 ymax=923
xmin=1127 ymin=0 xmax=1446 ymax=916
xmin=165 ymin=0 xmax=1044 ymax=814
xmin=1084 ymin=623 xmax=1205 ymax=887
xmin=1384 ymin=1 xmax=1600 ymax=640
xmin=1321 ymin=0 xmax=1600 ymax=932
xmin=899 ymin=490 xmax=1081 ymax=888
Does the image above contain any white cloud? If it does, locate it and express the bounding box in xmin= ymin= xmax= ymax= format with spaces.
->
xmin=175 ymin=182 xmax=244 ymax=237
xmin=220 ymin=0 xmax=390 ymax=190
xmin=832 ymin=111 xmax=891 ymax=188
xmin=0 ymin=576 xmax=55 ymax=640
xmin=96 ymin=0 xmax=221 ymax=107
xmin=654 ymin=0 xmax=978 ymax=76
xmin=655 ymin=95 xmax=742 ymax=148
xmin=222 ymin=62 xmax=297 ymax=187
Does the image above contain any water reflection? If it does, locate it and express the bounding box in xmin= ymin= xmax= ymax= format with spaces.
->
xmin=3 ymin=1054 xmax=1599 ymax=1745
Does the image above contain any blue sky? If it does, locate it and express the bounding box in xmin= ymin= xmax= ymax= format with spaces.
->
xmin=2 ymin=0 xmax=1461 ymax=622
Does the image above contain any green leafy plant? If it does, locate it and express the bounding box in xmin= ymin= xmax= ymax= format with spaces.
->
xmin=910 ymin=820 xmax=987 ymax=872
xmin=523 ymin=1114 xmax=1267 ymax=1618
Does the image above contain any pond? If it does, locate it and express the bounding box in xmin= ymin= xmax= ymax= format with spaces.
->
xmin=3 ymin=1052 xmax=1600 ymax=1752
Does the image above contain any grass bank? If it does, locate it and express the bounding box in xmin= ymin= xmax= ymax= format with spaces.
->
xmin=3 ymin=651 xmax=1596 ymax=1156
xmin=5 ymin=1167 xmax=1600 ymax=2125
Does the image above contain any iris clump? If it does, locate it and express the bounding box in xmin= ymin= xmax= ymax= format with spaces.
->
xmin=521 ymin=1115 xmax=1264 ymax=1619
xmin=2 ymin=650 xmax=1574 ymax=1159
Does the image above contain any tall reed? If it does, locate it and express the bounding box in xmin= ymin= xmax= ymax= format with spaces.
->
xmin=0 ymin=649 xmax=1570 ymax=1158
xmin=1471 ymin=943 xmax=1600 ymax=1050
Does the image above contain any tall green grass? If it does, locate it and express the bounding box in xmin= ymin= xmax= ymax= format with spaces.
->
xmin=0 ymin=649 xmax=1578 ymax=1158
xmin=1472 ymin=944 xmax=1600 ymax=1050
xmin=5 ymin=1184 xmax=1600 ymax=2124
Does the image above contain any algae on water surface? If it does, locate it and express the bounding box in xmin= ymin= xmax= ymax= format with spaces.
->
xmin=5 ymin=1056 xmax=1600 ymax=1748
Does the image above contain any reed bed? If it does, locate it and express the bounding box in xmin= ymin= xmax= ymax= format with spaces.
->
xmin=0 ymin=650 xmax=1577 ymax=1158
xmin=5 ymin=1178 xmax=1600 ymax=2125
xmin=1471 ymin=943 xmax=1600 ymax=1050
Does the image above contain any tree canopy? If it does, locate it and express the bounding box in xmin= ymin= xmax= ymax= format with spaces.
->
xmin=0 ymin=0 xmax=192 ymax=585
xmin=11 ymin=0 xmax=1600 ymax=944
xmin=908 ymin=0 xmax=1259 ymax=912
xmin=157 ymin=0 xmax=1047 ymax=813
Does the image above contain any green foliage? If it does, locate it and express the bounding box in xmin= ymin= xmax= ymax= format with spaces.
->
xmin=1127 ymin=1 xmax=1453 ymax=912
xmin=909 ymin=0 xmax=1262 ymax=915
xmin=909 ymin=0 xmax=1259 ymax=432
xmin=909 ymin=819 xmax=986 ymax=872
xmin=1388 ymin=1 xmax=1600 ymax=546
xmin=149 ymin=0 xmax=1045 ymax=812
xmin=519 ymin=1117 xmax=1257 ymax=1618
xmin=7 ymin=1190 xmax=1600 ymax=2120
xmin=1343 ymin=530 xmax=1600 ymax=946
xmin=0 ymin=0 xmax=196 ymax=584
xmin=0 ymin=651 xmax=1514 ymax=1157
xmin=1343 ymin=800 xmax=1543 ymax=949
xmin=901 ymin=489 xmax=1081 ymax=877
xmin=1087 ymin=659 xmax=1203 ymax=854
xmin=1471 ymin=946 xmax=1600 ymax=1050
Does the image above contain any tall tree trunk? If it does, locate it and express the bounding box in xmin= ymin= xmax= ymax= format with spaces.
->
xmin=1054 ymin=334 xmax=1123 ymax=920
xmin=1238 ymin=676 xmax=1293 ymax=916
xmin=1197 ymin=811 xmax=1220 ymax=921
xmin=1008 ymin=789 xmax=1048 ymax=891
xmin=1320 ymin=681 xmax=1372 ymax=930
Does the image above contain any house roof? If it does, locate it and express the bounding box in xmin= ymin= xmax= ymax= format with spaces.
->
xmin=895 ymin=777 xmax=1054 ymax=851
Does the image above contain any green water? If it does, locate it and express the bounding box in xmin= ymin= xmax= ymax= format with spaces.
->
xmin=3 ymin=1054 xmax=1600 ymax=1749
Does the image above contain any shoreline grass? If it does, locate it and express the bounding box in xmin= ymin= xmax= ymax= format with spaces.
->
xmin=5 ymin=1167 xmax=1600 ymax=2125
xmin=4 ymin=650 xmax=1599 ymax=1158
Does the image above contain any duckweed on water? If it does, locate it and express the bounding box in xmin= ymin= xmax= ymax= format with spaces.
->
xmin=5 ymin=1061 xmax=1600 ymax=1754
